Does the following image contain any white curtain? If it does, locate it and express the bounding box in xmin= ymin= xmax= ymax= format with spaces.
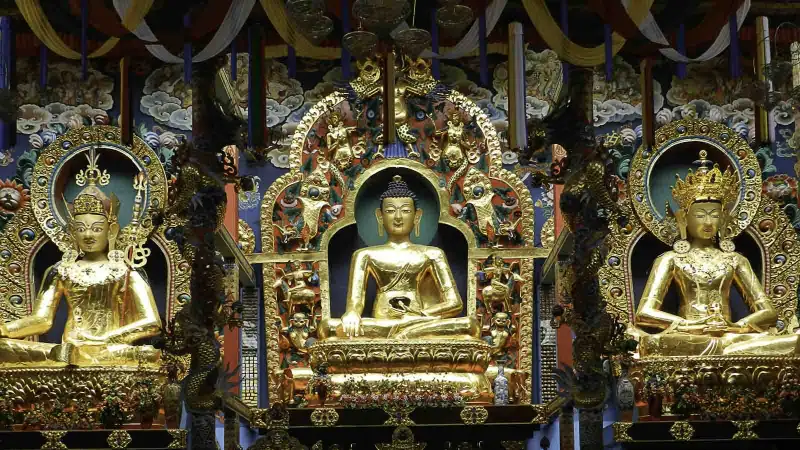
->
xmin=114 ymin=0 xmax=256 ymax=63
xmin=624 ymin=0 xmax=751 ymax=62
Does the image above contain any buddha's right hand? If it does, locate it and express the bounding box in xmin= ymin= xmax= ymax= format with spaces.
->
xmin=341 ymin=311 xmax=363 ymax=338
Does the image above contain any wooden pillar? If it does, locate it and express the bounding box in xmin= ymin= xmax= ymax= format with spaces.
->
xmin=383 ymin=51 xmax=396 ymax=147
xmin=248 ymin=25 xmax=265 ymax=148
xmin=508 ymin=22 xmax=525 ymax=149
xmin=639 ymin=58 xmax=654 ymax=149
xmin=119 ymin=57 xmax=132 ymax=145
xmin=223 ymin=145 xmax=240 ymax=401
xmin=755 ymin=16 xmax=772 ymax=144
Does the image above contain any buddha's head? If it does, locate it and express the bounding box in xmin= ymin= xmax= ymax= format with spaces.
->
xmin=376 ymin=175 xmax=422 ymax=240
xmin=671 ymin=150 xmax=737 ymax=243
xmin=67 ymin=151 xmax=120 ymax=257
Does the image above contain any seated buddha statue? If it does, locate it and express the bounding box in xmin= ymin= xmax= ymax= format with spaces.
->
xmin=317 ymin=175 xmax=480 ymax=341
xmin=634 ymin=151 xmax=800 ymax=357
xmin=0 ymin=153 xmax=161 ymax=367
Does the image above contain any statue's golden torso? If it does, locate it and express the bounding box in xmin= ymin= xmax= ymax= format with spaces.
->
xmin=57 ymin=261 xmax=132 ymax=344
xmin=358 ymin=243 xmax=446 ymax=319
xmin=667 ymin=248 xmax=740 ymax=322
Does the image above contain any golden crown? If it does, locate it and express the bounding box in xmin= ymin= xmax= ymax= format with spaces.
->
xmin=72 ymin=193 xmax=106 ymax=216
xmin=68 ymin=149 xmax=118 ymax=218
xmin=671 ymin=150 xmax=739 ymax=211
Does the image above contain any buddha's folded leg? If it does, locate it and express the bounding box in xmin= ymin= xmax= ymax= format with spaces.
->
xmin=71 ymin=344 xmax=161 ymax=366
xmin=318 ymin=317 xmax=433 ymax=339
xmin=638 ymin=332 xmax=723 ymax=356
xmin=722 ymin=333 xmax=800 ymax=355
xmin=0 ymin=338 xmax=64 ymax=366
xmin=392 ymin=316 xmax=481 ymax=339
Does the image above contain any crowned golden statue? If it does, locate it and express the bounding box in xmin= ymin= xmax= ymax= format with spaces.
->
xmin=633 ymin=150 xmax=800 ymax=356
xmin=0 ymin=151 xmax=161 ymax=367
xmin=318 ymin=175 xmax=480 ymax=340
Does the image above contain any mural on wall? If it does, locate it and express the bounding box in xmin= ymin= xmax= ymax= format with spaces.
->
xmin=16 ymin=60 xmax=113 ymax=135
xmin=140 ymin=64 xmax=192 ymax=131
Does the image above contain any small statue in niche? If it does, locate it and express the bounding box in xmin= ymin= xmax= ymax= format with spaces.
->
xmin=484 ymin=311 xmax=516 ymax=357
xmin=480 ymin=256 xmax=523 ymax=315
xmin=282 ymin=312 xmax=316 ymax=354
xmin=325 ymin=112 xmax=361 ymax=170
xmin=493 ymin=364 xmax=510 ymax=405
xmin=274 ymin=261 xmax=318 ymax=319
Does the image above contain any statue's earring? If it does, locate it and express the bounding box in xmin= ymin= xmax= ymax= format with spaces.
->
xmin=414 ymin=219 xmax=421 ymax=237
xmin=718 ymin=231 xmax=735 ymax=252
xmin=375 ymin=210 xmax=384 ymax=237
xmin=673 ymin=209 xmax=690 ymax=254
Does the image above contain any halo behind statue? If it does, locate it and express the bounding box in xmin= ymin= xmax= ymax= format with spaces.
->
xmin=30 ymin=126 xmax=167 ymax=253
xmin=628 ymin=119 xmax=761 ymax=245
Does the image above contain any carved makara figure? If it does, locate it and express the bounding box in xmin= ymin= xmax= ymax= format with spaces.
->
xmin=0 ymin=152 xmax=161 ymax=367
xmin=633 ymin=151 xmax=800 ymax=356
xmin=296 ymin=166 xmax=331 ymax=251
xmin=318 ymin=175 xmax=480 ymax=340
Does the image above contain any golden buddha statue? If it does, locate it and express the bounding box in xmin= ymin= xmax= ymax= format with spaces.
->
xmin=634 ymin=151 xmax=800 ymax=356
xmin=0 ymin=152 xmax=161 ymax=367
xmin=317 ymin=175 xmax=480 ymax=341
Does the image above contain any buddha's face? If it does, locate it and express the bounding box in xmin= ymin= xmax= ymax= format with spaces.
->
xmin=686 ymin=201 xmax=721 ymax=241
xmin=378 ymin=197 xmax=421 ymax=238
xmin=71 ymin=213 xmax=111 ymax=254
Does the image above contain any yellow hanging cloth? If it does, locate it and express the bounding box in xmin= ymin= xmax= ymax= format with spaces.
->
xmin=521 ymin=0 xmax=654 ymax=66
xmin=259 ymin=0 xmax=341 ymax=60
xmin=16 ymin=0 xmax=153 ymax=59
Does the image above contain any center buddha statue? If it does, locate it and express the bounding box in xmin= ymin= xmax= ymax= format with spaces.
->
xmin=318 ymin=175 xmax=480 ymax=340
xmin=634 ymin=151 xmax=800 ymax=357
xmin=0 ymin=153 xmax=161 ymax=367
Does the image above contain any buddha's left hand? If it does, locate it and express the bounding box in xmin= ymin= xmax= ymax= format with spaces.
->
xmin=75 ymin=330 xmax=107 ymax=344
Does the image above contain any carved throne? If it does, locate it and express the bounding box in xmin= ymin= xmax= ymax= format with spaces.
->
xmin=0 ymin=126 xmax=190 ymax=419
xmin=599 ymin=119 xmax=800 ymax=417
xmin=257 ymin=57 xmax=538 ymax=407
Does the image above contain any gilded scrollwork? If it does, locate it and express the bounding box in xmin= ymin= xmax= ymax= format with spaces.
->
xmin=107 ymin=429 xmax=133 ymax=449
xmin=612 ymin=422 xmax=634 ymax=442
xmin=670 ymin=421 xmax=694 ymax=441
xmin=459 ymin=406 xmax=488 ymax=425
xmin=310 ymin=408 xmax=339 ymax=427
xmin=167 ymin=429 xmax=188 ymax=449
xmin=40 ymin=430 xmax=67 ymax=450
xmin=732 ymin=420 xmax=759 ymax=440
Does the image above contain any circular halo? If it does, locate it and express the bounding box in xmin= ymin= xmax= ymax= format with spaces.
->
xmin=30 ymin=126 xmax=167 ymax=252
xmin=627 ymin=119 xmax=761 ymax=245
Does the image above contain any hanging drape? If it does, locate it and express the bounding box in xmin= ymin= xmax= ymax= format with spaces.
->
xmin=114 ymin=0 xmax=256 ymax=63
xmin=521 ymin=0 xmax=654 ymax=66
xmin=421 ymin=0 xmax=507 ymax=60
xmin=624 ymin=0 xmax=751 ymax=62
xmin=16 ymin=0 xmax=153 ymax=59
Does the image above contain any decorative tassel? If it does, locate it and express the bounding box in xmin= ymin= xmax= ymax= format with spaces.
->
xmin=479 ymin=10 xmax=488 ymax=87
xmin=677 ymin=23 xmax=687 ymax=79
xmin=81 ymin=0 xmax=88 ymax=81
xmin=729 ymin=13 xmax=740 ymax=79
xmin=342 ymin=0 xmax=351 ymax=80
xmin=431 ymin=8 xmax=439 ymax=80
xmin=604 ymin=24 xmax=612 ymax=82
xmin=39 ymin=43 xmax=47 ymax=89
xmin=288 ymin=45 xmax=296 ymax=79
xmin=183 ymin=14 xmax=191 ymax=83
xmin=231 ymin=41 xmax=237 ymax=82
xmin=560 ymin=0 xmax=569 ymax=83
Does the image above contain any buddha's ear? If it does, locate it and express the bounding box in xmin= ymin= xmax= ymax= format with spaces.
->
xmin=674 ymin=209 xmax=687 ymax=240
xmin=375 ymin=208 xmax=384 ymax=237
xmin=108 ymin=220 xmax=120 ymax=250
xmin=414 ymin=208 xmax=423 ymax=237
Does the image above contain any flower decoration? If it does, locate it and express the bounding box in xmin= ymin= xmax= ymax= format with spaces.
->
xmin=338 ymin=377 xmax=467 ymax=410
xmin=762 ymin=174 xmax=797 ymax=203
xmin=268 ymin=147 xmax=291 ymax=169
xmin=0 ymin=149 xmax=12 ymax=167
xmin=0 ymin=179 xmax=30 ymax=213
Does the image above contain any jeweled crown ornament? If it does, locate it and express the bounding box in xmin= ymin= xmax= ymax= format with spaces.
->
xmin=671 ymin=150 xmax=738 ymax=210
xmin=69 ymin=148 xmax=119 ymax=218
